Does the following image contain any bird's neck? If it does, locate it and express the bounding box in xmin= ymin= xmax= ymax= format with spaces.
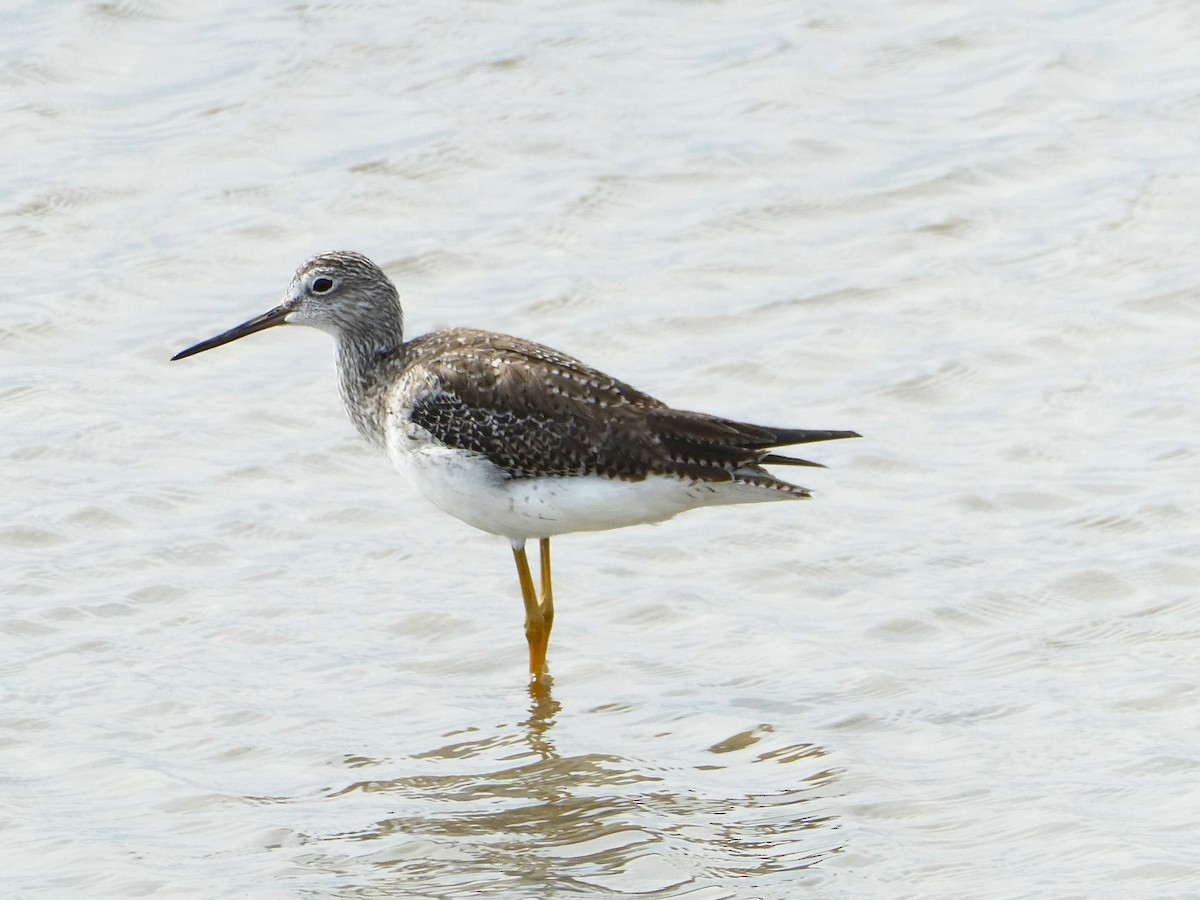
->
xmin=334 ymin=315 xmax=405 ymax=449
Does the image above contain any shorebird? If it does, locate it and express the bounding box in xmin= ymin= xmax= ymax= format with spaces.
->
xmin=173 ymin=252 xmax=859 ymax=686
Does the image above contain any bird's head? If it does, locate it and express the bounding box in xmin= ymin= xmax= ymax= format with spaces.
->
xmin=172 ymin=251 xmax=403 ymax=361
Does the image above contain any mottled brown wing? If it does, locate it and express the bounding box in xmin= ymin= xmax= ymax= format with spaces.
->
xmin=406 ymin=331 xmax=669 ymax=479
xmin=404 ymin=329 xmax=859 ymax=483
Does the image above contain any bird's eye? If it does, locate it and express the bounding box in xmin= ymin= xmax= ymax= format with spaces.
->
xmin=311 ymin=276 xmax=335 ymax=294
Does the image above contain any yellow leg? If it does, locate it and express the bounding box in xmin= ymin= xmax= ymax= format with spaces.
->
xmin=538 ymin=537 xmax=554 ymax=647
xmin=512 ymin=541 xmax=551 ymax=684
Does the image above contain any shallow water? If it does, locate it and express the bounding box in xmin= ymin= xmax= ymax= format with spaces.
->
xmin=3 ymin=1 xmax=1199 ymax=897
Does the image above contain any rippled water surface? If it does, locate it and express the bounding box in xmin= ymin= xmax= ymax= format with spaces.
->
xmin=4 ymin=1 xmax=1199 ymax=897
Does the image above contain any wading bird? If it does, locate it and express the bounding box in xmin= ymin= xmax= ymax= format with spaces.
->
xmin=173 ymin=252 xmax=859 ymax=686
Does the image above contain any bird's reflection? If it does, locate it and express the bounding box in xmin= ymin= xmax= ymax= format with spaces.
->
xmin=313 ymin=687 xmax=842 ymax=896
xmin=521 ymin=674 xmax=562 ymax=761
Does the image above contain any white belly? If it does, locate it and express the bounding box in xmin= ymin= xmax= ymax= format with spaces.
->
xmin=385 ymin=422 xmax=799 ymax=541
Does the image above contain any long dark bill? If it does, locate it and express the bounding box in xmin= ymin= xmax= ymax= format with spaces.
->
xmin=171 ymin=304 xmax=291 ymax=361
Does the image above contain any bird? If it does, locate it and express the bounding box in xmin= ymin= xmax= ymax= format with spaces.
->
xmin=172 ymin=251 xmax=859 ymax=687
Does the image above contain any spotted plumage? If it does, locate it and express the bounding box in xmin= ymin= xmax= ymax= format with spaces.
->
xmin=172 ymin=250 xmax=860 ymax=685
xmin=348 ymin=327 xmax=853 ymax=490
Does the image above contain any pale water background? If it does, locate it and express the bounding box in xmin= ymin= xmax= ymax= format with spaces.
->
xmin=3 ymin=1 xmax=1198 ymax=897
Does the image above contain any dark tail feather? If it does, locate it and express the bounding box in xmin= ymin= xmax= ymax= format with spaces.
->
xmin=756 ymin=427 xmax=859 ymax=468
xmin=646 ymin=409 xmax=859 ymax=479
xmin=760 ymin=453 xmax=827 ymax=468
